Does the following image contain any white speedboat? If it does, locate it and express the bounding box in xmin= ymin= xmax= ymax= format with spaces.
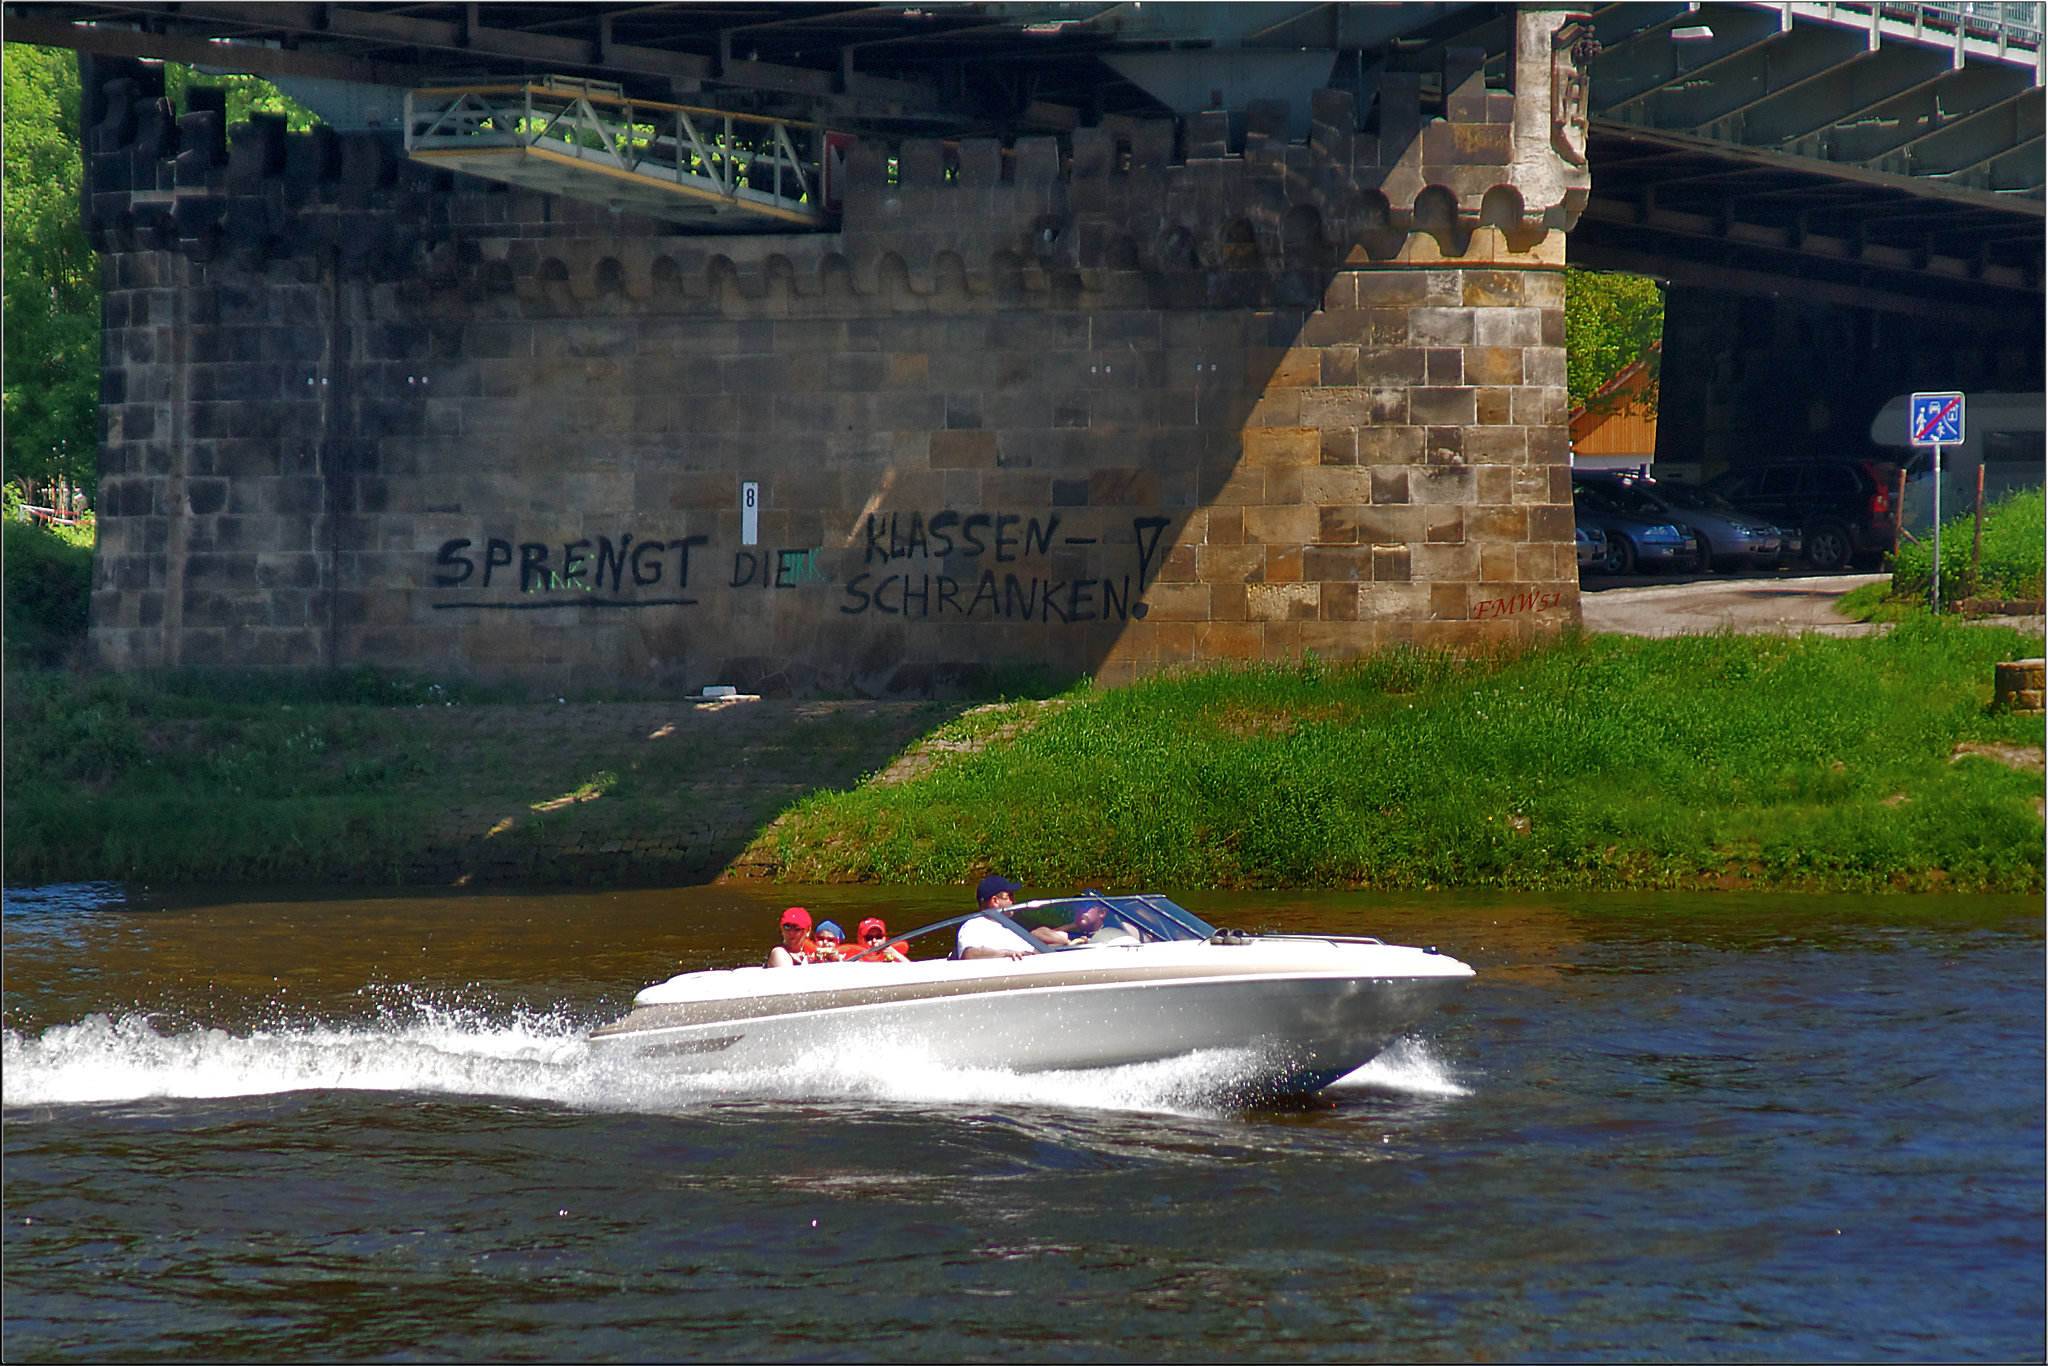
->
xmin=588 ymin=894 xmax=1473 ymax=1098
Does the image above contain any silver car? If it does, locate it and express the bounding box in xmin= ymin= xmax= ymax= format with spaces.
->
xmin=1573 ymin=484 xmax=1695 ymax=575
xmin=1575 ymin=522 xmax=1607 ymax=569
xmin=1575 ymin=474 xmax=1792 ymax=572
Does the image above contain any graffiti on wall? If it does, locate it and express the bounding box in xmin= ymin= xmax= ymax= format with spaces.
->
xmin=427 ymin=511 xmax=1173 ymax=624
xmin=732 ymin=548 xmax=831 ymax=589
xmin=838 ymin=512 xmax=1168 ymax=622
xmin=431 ymin=534 xmax=714 ymax=608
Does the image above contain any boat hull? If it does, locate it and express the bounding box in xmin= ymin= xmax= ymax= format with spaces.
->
xmin=589 ymin=942 xmax=1473 ymax=1098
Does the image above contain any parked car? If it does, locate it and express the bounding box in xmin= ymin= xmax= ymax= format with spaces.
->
xmin=1572 ymin=483 xmax=1695 ymax=575
xmin=1573 ymin=472 xmax=1793 ymax=572
xmin=1575 ymin=521 xmax=1608 ymax=571
xmin=1704 ymin=459 xmax=1902 ymax=570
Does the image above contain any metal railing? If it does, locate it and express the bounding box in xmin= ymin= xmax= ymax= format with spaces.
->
xmin=405 ymin=77 xmax=833 ymax=224
xmin=1786 ymin=2 xmax=2045 ymax=72
xmin=1914 ymin=2 xmax=2045 ymax=46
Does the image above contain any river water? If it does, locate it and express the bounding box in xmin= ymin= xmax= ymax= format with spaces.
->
xmin=3 ymin=882 xmax=2040 ymax=1361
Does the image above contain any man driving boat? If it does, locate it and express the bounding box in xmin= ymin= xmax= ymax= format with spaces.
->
xmin=955 ymin=876 xmax=1099 ymax=959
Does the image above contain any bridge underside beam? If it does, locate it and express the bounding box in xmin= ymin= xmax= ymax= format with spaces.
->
xmin=4 ymin=1 xmax=942 ymax=123
xmin=1585 ymin=1 xmax=2043 ymax=200
xmin=1878 ymin=84 xmax=2045 ymax=180
xmin=1741 ymin=45 xmax=1960 ymax=145
xmin=1581 ymin=125 xmax=2043 ymax=295
xmin=1571 ymin=217 xmax=2035 ymax=326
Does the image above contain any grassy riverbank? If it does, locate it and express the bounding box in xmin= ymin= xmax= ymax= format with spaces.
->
xmin=5 ymin=621 xmax=2042 ymax=892
xmin=747 ymin=621 xmax=2046 ymax=893
xmin=2 ymin=668 xmax=965 ymax=886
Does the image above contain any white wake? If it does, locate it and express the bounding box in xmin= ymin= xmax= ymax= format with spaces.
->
xmin=1326 ymin=1036 xmax=1472 ymax=1097
xmin=2 ymin=1007 xmax=1447 ymax=1117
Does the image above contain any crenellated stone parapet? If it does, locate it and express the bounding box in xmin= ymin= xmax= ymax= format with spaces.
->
xmin=835 ymin=13 xmax=1591 ymax=293
xmin=84 ymin=11 xmax=1592 ymax=299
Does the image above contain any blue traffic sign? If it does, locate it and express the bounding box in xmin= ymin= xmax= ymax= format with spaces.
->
xmin=1909 ymin=391 xmax=1965 ymax=447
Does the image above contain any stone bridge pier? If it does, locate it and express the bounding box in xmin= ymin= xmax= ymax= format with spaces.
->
xmin=85 ymin=11 xmax=1591 ymax=694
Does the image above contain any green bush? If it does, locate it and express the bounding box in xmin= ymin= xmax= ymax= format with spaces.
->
xmin=3 ymin=518 xmax=93 ymax=665
xmin=1890 ymin=487 xmax=2044 ymax=606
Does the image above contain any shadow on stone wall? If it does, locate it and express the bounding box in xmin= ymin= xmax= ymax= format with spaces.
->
xmin=82 ymin=51 xmax=1580 ymax=692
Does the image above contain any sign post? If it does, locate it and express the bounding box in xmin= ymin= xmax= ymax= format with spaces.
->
xmin=1907 ymin=392 xmax=1964 ymax=614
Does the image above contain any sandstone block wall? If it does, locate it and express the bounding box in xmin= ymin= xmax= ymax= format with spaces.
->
xmin=84 ymin=12 xmax=1592 ymax=693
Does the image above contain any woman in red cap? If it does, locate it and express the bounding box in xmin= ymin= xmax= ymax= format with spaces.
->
xmin=853 ymin=917 xmax=910 ymax=963
xmin=765 ymin=906 xmax=817 ymax=967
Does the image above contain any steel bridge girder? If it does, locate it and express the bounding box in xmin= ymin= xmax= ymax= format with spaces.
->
xmin=1589 ymin=4 xmax=1791 ymax=111
xmin=1826 ymin=64 xmax=2037 ymax=165
xmin=1744 ymin=44 xmax=1958 ymax=146
xmin=1972 ymin=135 xmax=2048 ymax=194
xmin=1658 ymin=25 xmax=1881 ymax=137
xmin=1892 ymin=86 xmax=2045 ymax=181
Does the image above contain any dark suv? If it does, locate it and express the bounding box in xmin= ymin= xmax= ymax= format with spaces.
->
xmin=1705 ymin=460 xmax=1902 ymax=570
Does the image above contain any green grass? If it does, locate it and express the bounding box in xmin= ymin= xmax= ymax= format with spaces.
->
xmin=752 ymin=622 xmax=2046 ymax=893
xmin=2 ymin=667 xmax=501 ymax=882
xmin=1841 ymin=488 xmax=2045 ymax=621
xmin=1 ymin=665 xmax=967 ymax=885
xmin=6 ymin=611 xmax=2041 ymax=893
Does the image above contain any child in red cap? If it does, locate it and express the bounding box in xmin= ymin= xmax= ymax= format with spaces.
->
xmin=852 ymin=916 xmax=910 ymax=962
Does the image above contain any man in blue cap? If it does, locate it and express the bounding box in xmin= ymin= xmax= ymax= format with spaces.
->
xmin=957 ymin=875 xmax=1074 ymax=960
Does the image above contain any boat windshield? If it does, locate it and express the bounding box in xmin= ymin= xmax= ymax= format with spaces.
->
xmin=1010 ymin=894 xmax=1218 ymax=946
xmin=843 ymin=894 xmax=1218 ymax=962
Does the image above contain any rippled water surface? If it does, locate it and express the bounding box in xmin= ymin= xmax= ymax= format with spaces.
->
xmin=4 ymin=883 xmax=2041 ymax=1361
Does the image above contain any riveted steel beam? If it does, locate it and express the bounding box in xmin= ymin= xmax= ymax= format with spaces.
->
xmin=11 ymin=1 xmax=942 ymax=118
xmin=1830 ymin=64 xmax=2036 ymax=165
xmin=1573 ymin=207 xmax=2039 ymax=316
xmin=1590 ymin=114 xmax=2041 ymax=214
xmin=1 ymin=10 xmax=436 ymax=86
xmin=1655 ymin=24 xmax=1878 ymax=134
xmin=1601 ymin=9 xmax=1803 ymax=118
xmin=1881 ymin=88 xmax=2043 ymax=184
xmin=1962 ymin=135 xmax=2047 ymax=194
xmin=1743 ymin=44 xmax=1956 ymax=146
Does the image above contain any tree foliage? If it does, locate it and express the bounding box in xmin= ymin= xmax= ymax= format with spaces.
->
xmin=160 ymin=66 xmax=322 ymax=133
xmin=1565 ymin=268 xmax=1664 ymax=416
xmin=2 ymin=49 xmax=320 ymax=503
xmin=4 ymin=45 xmax=100 ymax=497
xmin=3 ymin=516 xmax=95 ymax=665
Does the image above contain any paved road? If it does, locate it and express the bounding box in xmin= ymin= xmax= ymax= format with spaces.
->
xmin=1580 ymin=573 xmax=2048 ymax=638
xmin=1579 ymin=573 xmax=1892 ymax=637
